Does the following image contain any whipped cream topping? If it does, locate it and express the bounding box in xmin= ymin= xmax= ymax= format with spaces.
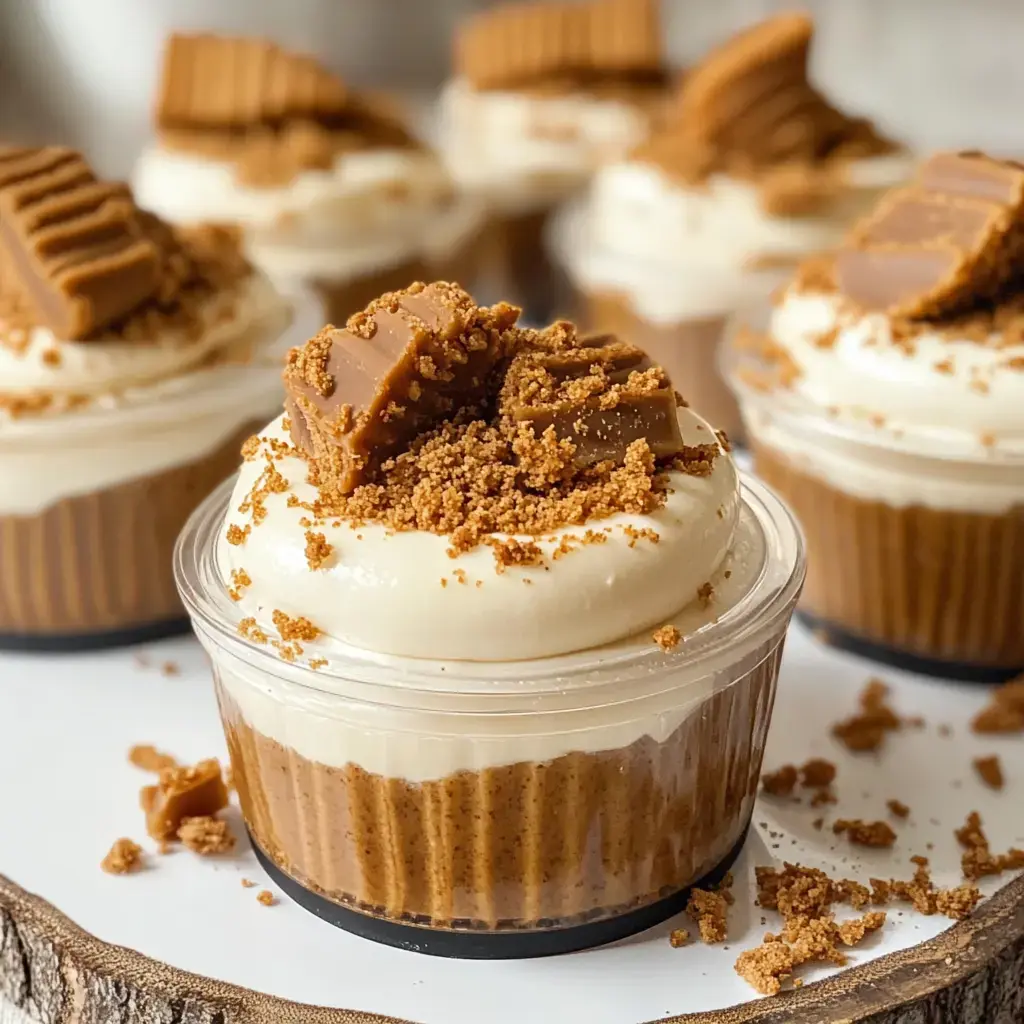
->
xmin=437 ymin=78 xmax=655 ymax=215
xmin=744 ymin=287 xmax=1024 ymax=512
xmin=552 ymin=153 xmax=914 ymax=323
xmin=133 ymin=146 xmax=484 ymax=284
xmin=219 ymin=411 xmax=738 ymax=662
xmin=0 ymin=273 xmax=291 ymax=514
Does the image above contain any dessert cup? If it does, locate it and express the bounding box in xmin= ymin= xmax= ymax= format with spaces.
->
xmin=175 ymin=471 xmax=803 ymax=956
xmin=725 ymin=303 xmax=1024 ymax=682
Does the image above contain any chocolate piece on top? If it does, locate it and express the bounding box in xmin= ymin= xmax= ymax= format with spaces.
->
xmin=284 ymin=282 xmax=521 ymax=495
xmin=455 ymin=0 xmax=661 ymax=92
xmin=836 ymin=151 xmax=1024 ymax=319
xmin=499 ymin=334 xmax=684 ymax=467
xmin=0 ymin=147 xmax=161 ymax=340
xmin=157 ymin=34 xmax=350 ymax=129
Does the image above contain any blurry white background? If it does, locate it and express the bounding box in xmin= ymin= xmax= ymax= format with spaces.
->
xmin=1 ymin=0 xmax=1022 ymax=175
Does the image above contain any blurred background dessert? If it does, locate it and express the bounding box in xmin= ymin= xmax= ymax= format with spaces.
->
xmin=0 ymin=147 xmax=289 ymax=649
xmin=133 ymin=34 xmax=486 ymax=327
xmin=551 ymin=13 xmax=912 ymax=440
xmin=726 ymin=151 xmax=1024 ymax=680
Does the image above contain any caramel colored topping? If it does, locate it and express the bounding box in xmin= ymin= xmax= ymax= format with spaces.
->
xmin=455 ymin=0 xmax=661 ymax=91
xmin=101 ymin=838 xmax=144 ymax=875
xmin=157 ymin=34 xmax=349 ymax=130
xmin=140 ymin=759 xmax=229 ymax=841
xmin=636 ymin=14 xmax=891 ymax=203
xmin=155 ymin=35 xmax=418 ymax=187
xmin=0 ymin=147 xmax=160 ymax=339
xmin=837 ymin=151 xmax=1024 ymax=319
xmin=257 ymin=889 xmax=277 ymax=906
xmin=284 ymin=283 xmax=520 ymax=496
xmin=669 ymin=927 xmax=690 ymax=947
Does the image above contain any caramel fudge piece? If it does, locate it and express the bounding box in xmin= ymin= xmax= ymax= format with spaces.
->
xmin=141 ymin=758 xmax=229 ymax=841
xmin=284 ymin=282 xmax=520 ymax=495
xmin=837 ymin=151 xmax=1024 ymax=318
xmin=498 ymin=334 xmax=684 ymax=467
xmin=0 ymin=147 xmax=160 ymax=339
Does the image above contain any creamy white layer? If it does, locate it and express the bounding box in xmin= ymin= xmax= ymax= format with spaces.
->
xmin=219 ymin=411 xmax=738 ymax=661
xmin=552 ymin=153 xmax=913 ymax=323
xmin=133 ymin=146 xmax=484 ymax=284
xmin=0 ymin=275 xmax=291 ymax=514
xmin=437 ymin=78 xmax=655 ymax=215
xmin=746 ymin=288 xmax=1024 ymax=512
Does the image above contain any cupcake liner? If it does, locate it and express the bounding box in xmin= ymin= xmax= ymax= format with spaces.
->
xmin=219 ymin=640 xmax=782 ymax=931
xmin=0 ymin=425 xmax=257 ymax=642
xmin=582 ymin=291 xmax=742 ymax=442
xmin=755 ymin=441 xmax=1024 ymax=672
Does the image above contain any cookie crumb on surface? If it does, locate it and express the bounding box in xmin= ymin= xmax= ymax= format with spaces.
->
xmin=652 ymin=624 xmax=681 ymax=652
xmin=257 ymin=889 xmax=277 ymax=906
xmin=800 ymin=758 xmax=837 ymax=788
xmin=669 ymin=927 xmax=690 ymax=948
xmin=831 ymin=678 xmax=906 ymax=752
xmin=956 ymin=811 xmax=1024 ymax=880
xmin=160 ymin=661 xmax=180 ymax=676
xmin=177 ymin=815 xmax=236 ymax=855
xmin=101 ymin=838 xmax=143 ymax=875
xmin=971 ymin=676 xmax=1024 ymax=734
xmin=241 ymin=878 xmax=257 ymax=888
xmin=303 ymin=529 xmax=334 ymax=570
xmin=832 ymin=819 xmax=898 ymax=848
xmin=887 ymin=799 xmax=911 ymax=819
xmin=128 ymin=744 xmax=178 ymax=773
xmin=687 ymin=887 xmax=730 ymax=943
xmin=972 ymin=754 xmax=1005 ymax=790
xmin=761 ymin=764 xmax=798 ymax=797
xmin=228 ymin=567 xmax=252 ymax=601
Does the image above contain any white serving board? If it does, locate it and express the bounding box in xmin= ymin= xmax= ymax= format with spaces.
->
xmin=1 ymin=619 xmax=1021 ymax=1024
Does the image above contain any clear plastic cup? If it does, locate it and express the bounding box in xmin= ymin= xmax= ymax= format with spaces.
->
xmin=723 ymin=302 xmax=1024 ymax=682
xmin=174 ymin=471 xmax=804 ymax=957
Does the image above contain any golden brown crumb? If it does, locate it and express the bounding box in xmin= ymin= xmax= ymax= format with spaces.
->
xmin=971 ymin=676 xmax=1024 ymax=734
xmin=238 ymin=617 xmax=269 ymax=644
xmin=303 ymin=530 xmax=334 ymax=570
xmin=177 ymin=816 xmax=236 ymax=855
xmin=973 ymin=755 xmax=1005 ymax=790
xmin=128 ymin=745 xmax=178 ymax=773
xmin=956 ymin=811 xmax=1024 ymax=880
xmin=101 ymin=838 xmax=143 ymax=875
xmin=241 ymin=878 xmax=257 ymax=888
xmin=800 ymin=758 xmax=837 ymax=788
xmin=887 ymin=799 xmax=911 ymax=819
xmin=696 ymin=581 xmax=714 ymax=608
xmin=652 ymin=624 xmax=681 ymax=652
xmin=142 ymin=759 xmax=230 ymax=841
xmin=257 ymin=889 xmax=277 ymax=906
xmin=761 ymin=764 xmax=798 ymax=797
xmin=484 ymin=536 xmax=545 ymax=573
xmin=831 ymin=678 xmax=905 ymax=752
xmin=810 ymin=788 xmax=837 ymax=807
xmin=687 ymin=888 xmax=729 ymax=943
xmin=832 ymin=819 xmax=897 ymax=848
xmin=271 ymin=610 xmax=322 ymax=643
xmin=225 ymin=523 xmax=251 ymax=546
xmin=669 ymin=928 xmax=690 ymax=948
xmin=160 ymin=661 xmax=180 ymax=676
xmin=228 ymin=567 xmax=252 ymax=601
xmin=308 ymin=657 xmax=328 ymax=670
xmin=623 ymin=524 xmax=660 ymax=547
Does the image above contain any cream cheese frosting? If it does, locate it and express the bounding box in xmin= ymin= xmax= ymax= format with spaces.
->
xmin=133 ymin=146 xmax=485 ymax=285
xmin=0 ymin=273 xmax=291 ymax=515
xmin=437 ymin=78 xmax=655 ymax=215
xmin=218 ymin=410 xmax=739 ymax=661
xmin=744 ymin=286 xmax=1024 ymax=512
xmin=552 ymin=153 xmax=914 ymax=324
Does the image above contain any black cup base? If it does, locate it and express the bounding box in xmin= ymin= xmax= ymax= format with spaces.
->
xmin=249 ymin=824 xmax=749 ymax=959
xmin=0 ymin=616 xmax=190 ymax=654
xmin=798 ymin=612 xmax=1022 ymax=684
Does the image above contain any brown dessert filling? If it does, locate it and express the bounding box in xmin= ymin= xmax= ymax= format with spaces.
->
xmin=155 ymin=34 xmax=422 ymax=187
xmin=273 ymin=281 xmax=715 ymax=556
xmin=454 ymin=0 xmax=667 ymax=100
xmin=633 ymin=14 xmax=894 ymax=216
